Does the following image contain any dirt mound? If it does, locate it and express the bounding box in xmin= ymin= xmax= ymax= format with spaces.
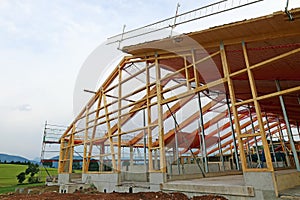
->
xmin=0 ymin=185 xmax=228 ymax=200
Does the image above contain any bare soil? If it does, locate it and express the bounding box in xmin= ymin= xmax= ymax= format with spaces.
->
xmin=0 ymin=185 xmax=228 ymax=200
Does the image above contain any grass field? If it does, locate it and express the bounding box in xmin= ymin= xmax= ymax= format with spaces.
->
xmin=0 ymin=164 xmax=59 ymax=194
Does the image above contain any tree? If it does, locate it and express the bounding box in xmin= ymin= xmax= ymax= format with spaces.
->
xmin=28 ymin=176 xmax=39 ymax=184
xmin=25 ymin=163 xmax=39 ymax=177
xmin=88 ymin=161 xmax=99 ymax=171
xmin=72 ymin=162 xmax=81 ymax=170
xmin=24 ymin=163 xmax=40 ymax=183
xmin=16 ymin=172 xmax=26 ymax=184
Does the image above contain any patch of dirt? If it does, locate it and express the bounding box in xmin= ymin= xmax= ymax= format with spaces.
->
xmin=0 ymin=185 xmax=228 ymax=200
xmin=191 ymin=195 xmax=228 ymax=200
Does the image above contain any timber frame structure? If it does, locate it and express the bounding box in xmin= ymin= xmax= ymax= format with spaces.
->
xmin=58 ymin=8 xmax=300 ymax=198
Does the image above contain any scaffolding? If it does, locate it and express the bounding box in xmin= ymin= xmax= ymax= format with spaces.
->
xmin=107 ymin=0 xmax=264 ymax=46
xmin=40 ymin=121 xmax=67 ymax=180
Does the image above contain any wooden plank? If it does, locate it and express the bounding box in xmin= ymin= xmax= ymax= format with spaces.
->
xmin=103 ymin=93 xmax=117 ymax=171
xmin=82 ymin=106 xmax=89 ymax=173
xmin=155 ymin=54 xmax=166 ymax=172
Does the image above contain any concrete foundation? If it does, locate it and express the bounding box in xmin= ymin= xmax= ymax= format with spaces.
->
xmin=275 ymin=169 xmax=300 ymax=192
xmin=59 ymin=183 xmax=90 ymax=193
xmin=82 ymin=173 xmax=119 ymax=193
xmin=243 ymin=171 xmax=277 ymax=200
xmin=162 ymin=174 xmax=254 ymax=199
xmin=58 ymin=169 xmax=300 ymax=199
xmin=58 ymin=173 xmax=70 ymax=184
xmin=168 ymin=162 xmax=234 ymax=176
xmin=149 ymin=172 xmax=166 ymax=191
xmin=121 ymin=165 xmax=148 ymax=182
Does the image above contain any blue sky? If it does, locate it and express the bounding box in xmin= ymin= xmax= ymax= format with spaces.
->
xmin=0 ymin=0 xmax=299 ymax=160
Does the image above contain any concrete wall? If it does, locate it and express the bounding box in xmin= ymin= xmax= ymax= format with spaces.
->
xmin=276 ymin=171 xmax=300 ymax=191
xmin=82 ymin=172 xmax=166 ymax=193
xmin=167 ymin=162 xmax=233 ymax=175
xmin=82 ymin=173 xmax=119 ymax=193
xmin=121 ymin=165 xmax=148 ymax=182
xmin=162 ymin=184 xmax=255 ymax=200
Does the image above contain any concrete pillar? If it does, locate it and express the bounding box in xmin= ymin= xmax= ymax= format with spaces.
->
xmin=58 ymin=173 xmax=70 ymax=184
xmin=243 ymin=171 xmax=278 ymax=199
xmin=150 ymin=172 xmax=166 ymax=191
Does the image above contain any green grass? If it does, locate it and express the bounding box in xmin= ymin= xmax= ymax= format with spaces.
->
xmin=0 ymin=164 xmax=27 ymax=187
xmin=0 ymin=164 xmax=59 ymax=194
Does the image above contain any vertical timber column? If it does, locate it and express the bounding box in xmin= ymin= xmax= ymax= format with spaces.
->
xmin=58 ymin=137 xmax=65 ymax=173
xmin=220 ymin=42 xmax=247 ymax=171
xmin=146 ymin=61 xmax=153 ymax=172
xmin=117 ymin=65 xmax=122 ymax=173
xmin=242 ymin=41 xmax=278 ymax=198
xmin=155 ymin=53 xmax=166 ymax=173
xmin=83 ymin=106 xmax=89 ymax=173
xmin=242 ymin=41 xmax=274 ymax=171
xmin=276 ymin=80 xmax=300 ymax=171
xmin=69 ymin=124 xmax=75 ymax=174
xmin=103 ymin=92 xmax=117 ymax=171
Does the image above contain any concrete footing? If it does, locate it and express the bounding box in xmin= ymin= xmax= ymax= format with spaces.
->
xmin=243 ymin=171 xmax=278 ymax=200
xmin=149 ymin=172 xmax=166 ymax=191
xmin=58 ymin=169 xmax=300 ymax=199
xmin=82 ymin=173 xmax=119 ymax=193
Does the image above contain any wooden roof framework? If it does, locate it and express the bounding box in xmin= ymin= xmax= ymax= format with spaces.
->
xmin=58 ymin=9 xmax=300 ymax=176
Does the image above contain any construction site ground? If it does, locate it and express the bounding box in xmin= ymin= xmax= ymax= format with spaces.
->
xmin=0 ymin=185 xmax=227 ymax=200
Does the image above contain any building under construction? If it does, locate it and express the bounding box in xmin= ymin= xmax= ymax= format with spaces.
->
xmin=57 ymin=3 xmax=300 ymax=200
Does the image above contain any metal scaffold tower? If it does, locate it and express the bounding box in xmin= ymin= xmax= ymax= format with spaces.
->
xmin=40 ymin=121 xmax=67 ymax=181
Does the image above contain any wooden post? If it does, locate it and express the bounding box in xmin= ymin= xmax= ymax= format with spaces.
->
xmin=146 ymin=61 xmax=154 ymax=172
xmin=155 ymin=53 xmax=166 ymax=172
xmin=83 ymin=106 xmax=89 ymax=173
xmin=242 ymin=41 xmax=273 ymax=171
xmin=117 ymin=66 xmax=122 ymax=172
xmin=220 ymin=42 xmax=247 ymax=171
xmin=103 ymin=93 xmax=117 ymax=171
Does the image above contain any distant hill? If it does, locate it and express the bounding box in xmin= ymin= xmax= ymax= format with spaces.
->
xmin=0 ymin=153 xmax=38 ymax=164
